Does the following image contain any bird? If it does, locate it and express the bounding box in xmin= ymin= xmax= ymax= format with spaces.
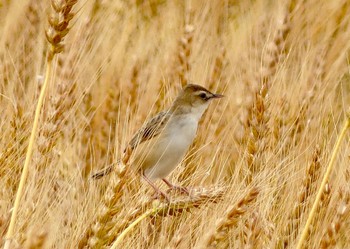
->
xmin=92 ymin=84 xmax=224 ymax=200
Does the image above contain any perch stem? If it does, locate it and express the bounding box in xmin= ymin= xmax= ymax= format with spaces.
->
xmin=296 ymin=115 xmax=350 ymax=249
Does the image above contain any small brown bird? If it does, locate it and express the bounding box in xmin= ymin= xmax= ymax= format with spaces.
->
xmin=93 ymin=84 xmax=223 ymax=200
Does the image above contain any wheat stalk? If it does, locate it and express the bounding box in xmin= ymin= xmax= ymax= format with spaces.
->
xmin=4 ymin=57 xmax=53 ymax=249
xmin=4 ymin=1 xmax=78 ymax=248
xmin=296 ymin=114 xmax=350 ymax=249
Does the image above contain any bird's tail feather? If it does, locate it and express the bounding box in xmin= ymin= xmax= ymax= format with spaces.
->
xmin=91 ymin=164 xmax=114 ymax=179
xmin=92 ymin=149 xmax=130 ymax=179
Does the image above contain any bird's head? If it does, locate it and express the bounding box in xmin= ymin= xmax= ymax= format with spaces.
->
xmin=172 ymin=84 xmax=224 ymax=116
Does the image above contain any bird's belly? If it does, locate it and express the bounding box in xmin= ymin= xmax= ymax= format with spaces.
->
xmin=143 ymin=118 xmax=197 ymax=180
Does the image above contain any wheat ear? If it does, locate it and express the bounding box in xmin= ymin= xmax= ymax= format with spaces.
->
xmin=296 ymin=114 xmax=350 ymax=249
xmin=24 ymin=230 xmax=48 ymax=249
xmin=201 ymin=188 xmax=259 ymax=248
xmin=110 ymin=187 xmax=224 ymax=248
xmin=319 ymin=190 xmax=349 ymax=248
xmin=176 ymin=0 xmax=194 ymax=86
xmin=4 ymin=1 xmax=78 ymax=248
xmin=280 ymin=146 xmax=322 ymax=247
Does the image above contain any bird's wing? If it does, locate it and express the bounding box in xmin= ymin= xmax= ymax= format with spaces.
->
xmin=92 ymin=111 xmax=170 ymax=179
xmin=128 ymin=111 xmax=171 ymax=150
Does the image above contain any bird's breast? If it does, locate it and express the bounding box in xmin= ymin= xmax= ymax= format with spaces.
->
xmin=152 ymin=114 xmax=198 ymax=164
xmin=166 ymin=114 xmax=198 ymax=146
xmin=133 ymin=114 xmax=199 ymax=179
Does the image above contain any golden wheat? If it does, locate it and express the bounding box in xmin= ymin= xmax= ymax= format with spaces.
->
xmin=1 ymin=1 xmax=350 ymax=248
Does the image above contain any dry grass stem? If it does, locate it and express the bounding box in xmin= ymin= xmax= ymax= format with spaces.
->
xmin=4 ymin=62 xmax=53 ymax=249
xmin=296 ymin=116 xmax=350 ymax=249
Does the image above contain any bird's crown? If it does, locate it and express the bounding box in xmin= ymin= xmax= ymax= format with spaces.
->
xmin=181 ymin=84 xmax=223 ymax=101
xmin=171 ymin=84 xmax=223 ymax=114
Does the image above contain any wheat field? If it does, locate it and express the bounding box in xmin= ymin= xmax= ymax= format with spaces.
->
xmin=1 ymin=0 xmax=350 ymax=248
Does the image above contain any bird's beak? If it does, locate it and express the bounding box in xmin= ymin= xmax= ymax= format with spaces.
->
xmin=212 ymin=93 xmax=224 ymax=99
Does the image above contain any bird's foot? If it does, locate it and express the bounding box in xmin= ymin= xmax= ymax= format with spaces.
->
xmin=152 ymin=190 xmax=170 ymax=202
xmin=168 ymin=185 xmax=190 ymax=195
xmin=162 ymin=178 xmax=190 ymax=196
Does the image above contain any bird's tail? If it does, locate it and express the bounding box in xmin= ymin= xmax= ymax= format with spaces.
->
xmin=91 ymin=164 xmax=114 ymax=179
xmin=92 ymin=148 xmax=132 ymax=179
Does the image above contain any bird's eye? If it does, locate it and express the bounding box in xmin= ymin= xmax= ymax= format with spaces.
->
xmin=199 ymin=93 xmax=207 ymax=99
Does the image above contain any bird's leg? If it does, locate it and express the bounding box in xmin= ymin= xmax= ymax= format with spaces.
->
xmin=142 ymin=173 xmax=170 ymax=202
xmin=162 ymin=178 xmax=189 ymax=195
